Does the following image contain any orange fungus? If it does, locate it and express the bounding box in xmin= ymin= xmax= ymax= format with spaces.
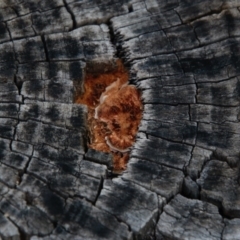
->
xmin=75 ymin=60 xmax=142 ymax=172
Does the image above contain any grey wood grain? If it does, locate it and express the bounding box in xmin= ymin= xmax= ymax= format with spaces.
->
xmin=0 ymin=0 xmax=240 ymax=239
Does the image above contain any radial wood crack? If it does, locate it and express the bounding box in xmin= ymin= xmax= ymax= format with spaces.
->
xmin=75 ymin=59 xmax=143 ymax=173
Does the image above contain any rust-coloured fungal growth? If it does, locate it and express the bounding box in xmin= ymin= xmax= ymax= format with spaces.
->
xmin=75 ymin=60 xmax=142 ymax=172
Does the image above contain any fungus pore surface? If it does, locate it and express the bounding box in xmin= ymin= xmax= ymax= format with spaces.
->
xmin=75 ymin=60 xmax=142 ymax=172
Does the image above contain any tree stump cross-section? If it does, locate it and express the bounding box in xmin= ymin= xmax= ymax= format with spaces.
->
xmin=0 ymin=0 xmax=240 ymax=239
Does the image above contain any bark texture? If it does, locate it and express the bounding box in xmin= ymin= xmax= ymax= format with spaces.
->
xmin=0 ymin=0 xmax=240 ymax=239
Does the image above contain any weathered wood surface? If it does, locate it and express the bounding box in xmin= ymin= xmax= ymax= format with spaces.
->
xmin=0 ymin=0 xmax=240 ymax=239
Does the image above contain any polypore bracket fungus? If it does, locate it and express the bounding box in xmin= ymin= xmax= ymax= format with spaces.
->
xmin=95 ymin=78 xmax=142 ymax=153
xmin=75 ymin=60 xmax=142 ymax=173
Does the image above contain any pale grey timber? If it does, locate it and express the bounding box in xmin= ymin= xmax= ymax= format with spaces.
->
xmin=0 ymin=0 xmax=239 ymax=239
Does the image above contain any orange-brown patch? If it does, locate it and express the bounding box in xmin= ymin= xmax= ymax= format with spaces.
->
xmin=75 ymin=60 xmax=142 ymax=173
